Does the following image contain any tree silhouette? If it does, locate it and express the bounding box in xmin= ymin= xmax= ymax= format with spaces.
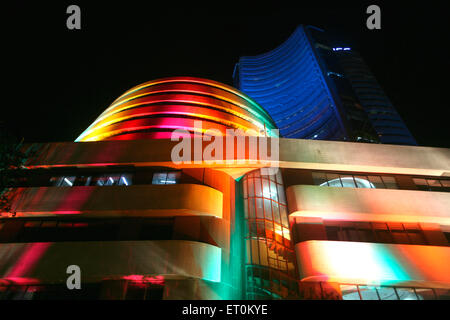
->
xmin=0 ymin=122 xmax=26 ymax=215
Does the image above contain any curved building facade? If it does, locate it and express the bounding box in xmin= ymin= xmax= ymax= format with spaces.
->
xmin=76 ymin=76 xmax=277 ymax=142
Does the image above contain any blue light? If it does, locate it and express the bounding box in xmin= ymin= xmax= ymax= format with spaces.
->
xmin=333 ymin=47 xmax=351 ymax=51
xmin=236 ymin=26 xmax=347 ymax=139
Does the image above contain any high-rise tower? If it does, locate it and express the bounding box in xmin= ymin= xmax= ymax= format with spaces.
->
xmin=234 ymin=25 xmax=416 ymax=145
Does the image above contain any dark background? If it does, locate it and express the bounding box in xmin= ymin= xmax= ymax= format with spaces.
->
xmin=4 ymin=1 xmax=449 ymax=147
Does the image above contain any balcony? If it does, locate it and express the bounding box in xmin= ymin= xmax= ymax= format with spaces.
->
xmin=4 ymin=184 xmax=223 ymax=218
xmin=295 ymin=240 xmax=450 ymax=289
xmin=287 ymin=185 xmax=450 ymax=225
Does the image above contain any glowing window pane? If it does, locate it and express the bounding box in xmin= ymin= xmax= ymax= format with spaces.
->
xmin=396 ymin=288 xmax=418 ymax=300
xmin=251 ymin=240 xmax=259 ymax=264
xmin=118 ymin=174 xmax=132 ymax=186
xmin=166 ymin=172 xmax=180 ymax=184
xmin=248 ymin=178 xmax=255 ymax=197
xmin=280 ymin=205 xmax=288 ymax=227
xmin=255 ymin=198 xmax=264 ymax=219
xmin=340 ymin=176 xmax=356 ymax=188
xmin=272 ymin=202 xmax=281 ymax=224
xmin=152 ymin=173 xmax=167 ymax=185
xmin=359 ymin=286 xmax=379 ymax=300
xmin=254 ymin=178 xmax=262 ymax=197
xmin=60 ymin=176 xmax=75 ymax=187
xmin=340 ymin=285 xmax=360 ymax=300
xmin=277 ymin=185 xmax=286 ymax=204
xmin=248 ymin=199 xmax=256 ymax=219
xmin=105 ymin=175 xmax=120 ymax=186
xmin=264 ymin=199 xmax=273 ymax=220
xmin=258 ymin=241 xmax=269 ymax=266
xmin=267 ymin=180 xmax=277 ymax=202
xmin=262 ymin=178 xmax=271 ymax=198
xmin=377 ymin=287 xmax=398 ymax=300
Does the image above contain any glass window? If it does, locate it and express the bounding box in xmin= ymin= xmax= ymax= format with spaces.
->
xmin=415 ymin=288 xmax=436 ymax=300
xmin=118 ymin=174 xmax=132 ymax=186
xmin=354 ymin=177 xmax=376 ymax=188
xmin=152 ymin=172 xmax=167 ymax=185
xmin=272 ymin=202 xmax=281 ymax=224
xmin=151 ymin=172 xmax=179 ymax=185
xmin=51 ymin=176 xmax=76 ymax=187
xmin=368 ymin=176 xmax=384 ymax=188
xmin=248 ymin=178 xmax=255 ymax=197
xmin=277 ymin=185 xmax=286 ymax=204
xmin=255 ymin=198 xmax=264 ymax=219
xmin=262 ymin=178 xmax=271 ymax=199
xmin=377 ymin=286 xmax=398 ymax=300
xmin=254 ymin=178 xmax=262 ymax=197
xmin=279 ymin=205 xmax=288 ymax=228
xmin=396 ymin=288 xmax=418 ymax=300
xmin=263 ymin=199 xmax=273 ymax=220
xmin=269 ymin=180 xmax=278 ymax=201
xmin=381 ymin=176 xmax=398 ymax=189
xmin=339 ymin=176 xmax=357 ymax=188
xmin=340 ymin=285 xmax=360 ymax=300
xmin=165 ymin=172 xmax=180 ymax=184
xmin=359 ymin=286 xmax=379 ymax=300
xmin=74 ymin=176 xmax=92 ymax=186
xmin=323 ymin=178 xmax=343 ymax=187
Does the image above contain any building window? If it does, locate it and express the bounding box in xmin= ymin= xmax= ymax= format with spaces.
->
xmin=91 ymin=174 xmax=132 ymax=186
xmin=50 ymin=174 xmax=133 ymax=187
xmin=152 ymin=172 xmax=181 ymax=185
xmin=324 ymin=221 xmax=428 ymax=245
xmin=413 ymin=177 xmax=450 ymax=192
xmin=50 ymin=176 xmax=76 ymax=187
xmin=312 ymin=172 xmax=398 ymax=189
xmin=340 ymin=284 xmax=448 ymax=300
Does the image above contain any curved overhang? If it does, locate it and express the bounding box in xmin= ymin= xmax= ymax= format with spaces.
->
xmin=0 ymin=240 xmax=221 ymax=284
xmin=286 ymin=185 xmax=450 ymax=225
xmin=76 ymin=77 xmax=278 ymax=142
xmin=5 ymin=184 xmax=223 ymax=218
xmin=296 ymin=240 xmax=450 ymax=289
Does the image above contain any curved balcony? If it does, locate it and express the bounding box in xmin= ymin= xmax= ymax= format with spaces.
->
xmin=6 ymin=184 xmax=223 ymax=218
xmin=287 ymin=185 xmax=450 ymax=225
xmin=296 ymin=240 xmax=450 ymax=289
xmin=0 ymin=240 xmax=221 ymax=284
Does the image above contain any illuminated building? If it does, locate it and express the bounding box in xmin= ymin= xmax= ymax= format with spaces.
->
xmin=0 ymin=74 xmax=449 ymax=300
xmin=234 ymin=25 xmax=417 ymax=145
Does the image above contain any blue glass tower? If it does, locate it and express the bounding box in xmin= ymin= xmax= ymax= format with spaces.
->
xmin=234 ymin=25 xmax=417 ymax=145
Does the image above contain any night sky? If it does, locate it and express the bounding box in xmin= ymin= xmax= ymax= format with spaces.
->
xmin=4 ymin=1 xmax=450 ymax=148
